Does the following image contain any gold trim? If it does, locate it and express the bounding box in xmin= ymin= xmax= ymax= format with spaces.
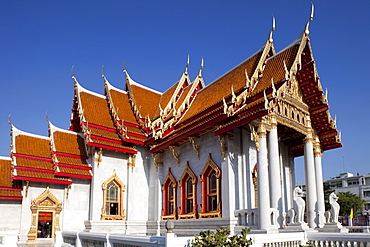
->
xmin=27 ymin=187 xmax=62 ymax=242
xmin=101 ymin=170 xmax=126 ymax=220
xmin=178 ymin=162 xmax=198 ymax=220
xmin=169 ymin=146 xmax=180 ymax=166
xmin=127 ymin=154 xmax=136 ymax=172
xmin=153 ymin=152 xmax=163 ymax=171
xmin=188 ymin=137 xmax=200 ymax=160
xmin=199 ymin=154 xmax=222 ymax=219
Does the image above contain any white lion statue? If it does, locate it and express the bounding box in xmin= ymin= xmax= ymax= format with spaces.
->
xmin=329 ymin=192 xmax=340 ymax=223
xmin=293 ymin=186 xmax=305 ymax=223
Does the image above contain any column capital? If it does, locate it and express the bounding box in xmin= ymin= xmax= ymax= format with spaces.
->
xmin=304 ymin=115 xmax=314 ymax=143
xmin=314 ymin=136 xmax=322 ymax=157
xmin=257 ymin=122 xmax=267 ymax=138
xmin=270 ymin=113 xmax=278 ymax=129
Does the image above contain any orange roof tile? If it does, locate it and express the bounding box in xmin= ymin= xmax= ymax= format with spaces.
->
xmin=109 ymin=88 xmax=138 ymax=124
xmin=15 ymin=157 xmax=53 ymax=171
xmin=253 ymin=44 xmax=299 ymax=95
xmin=57 ymin=167 xmax=91 ymax=177
xmin=0 ymin=159 xmax=12 ymax=187
xmin=52 ymin=131 xmax=87 ymax=157
xmin=15 ymin=135 xmax=50 ymax=158
xmin=180 ymin=51 xmax=262 ymax=123
xmin=80 ymin=92 xmax=115 ymax=129
xmin=56 ymin=156 xmax=89 ymax=167
xmin=130 ymin=84 xmax=162 ymax=119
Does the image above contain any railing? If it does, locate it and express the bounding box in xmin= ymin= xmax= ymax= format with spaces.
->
xmin=62 ymin=229 xmax=370 ymax=247
xmin=234 ymin=208 xmax=259 ymax=228
xmin=306 ymin=232 xmax=370 ymax=247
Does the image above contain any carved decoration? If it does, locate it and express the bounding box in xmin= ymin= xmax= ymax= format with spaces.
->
xmin=218 ymin=135 xmax=228 ymax=160
xmin=252 ymin=164 xmax=258 ymax=208
xmin=169 ymin=146 xmax=180 ymax=166
xmin=27 ymin=187 xmax=62 ymax=242
xmin=314 ymin=135 xmax=322 ymax=157
xmin=94 ymin=148 xmax=103 ymax=168
xmin=127 ymin=154 xmax=136 ymax=172
xmin=25 ymin=181 xmax=29 ymax=198
xmin=188 ymin=137 xmax=200 ymax=160
xmin=152 ymin=152 xmax=163 ymax=171
xmin=249 ymin=124 xmax=260 ymax=152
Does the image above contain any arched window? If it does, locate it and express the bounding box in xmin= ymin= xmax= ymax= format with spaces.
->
xmin=199 ymin=154 xmax=221 ymax=219
xmin=179 ymin=162 xmax=197 ymax=219
xmin=101 ymin=170 xmax=126 ymax=220
xmin=162 ymin=168 xmax=177 ymax=220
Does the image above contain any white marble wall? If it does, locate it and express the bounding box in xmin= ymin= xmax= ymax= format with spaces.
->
xmin=61 ymin=178 xmax=90 ymax=231
xmin=89 ymin=148 xmax=127 ymax=221
xmin=17 ymin=182 xmax=65 ymax=243
xmin=0 ymin=200 xmax=22 ymax=231
xmin=159 ymin=131 xmax=224 ymax=216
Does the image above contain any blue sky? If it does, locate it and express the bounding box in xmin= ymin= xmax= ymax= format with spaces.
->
xmin=0 ymin=1 xmax=369 ymax=183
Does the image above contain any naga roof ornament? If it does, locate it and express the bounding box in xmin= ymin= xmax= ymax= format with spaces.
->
xmin=305 ymin=2 xmax=314 ymax=35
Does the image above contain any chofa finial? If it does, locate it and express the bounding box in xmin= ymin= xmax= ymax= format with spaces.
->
xmin=122 ymin=60 xmax=127 ymax=73
xmin=198 ymin=57 xmax=204 ymax=77
xmin=269 ymin=15 xmax=276 ymax=43
xmin=8 ymin=114 xmax=12 ymax=126
xmin=101 ymin=65 xmax=107 ymax=82
xmin=184 ymin=54 xmax=190 ymax=74
xmin=45 ymin=111 xmax=49 ymax=122
xmin=305 ymin=2 xmax=315 ymax=35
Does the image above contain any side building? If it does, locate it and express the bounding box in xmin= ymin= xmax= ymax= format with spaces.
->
xmin=325 ymin=172 xmax=370 ymax=212
xmin=0 ymin=12 xmax=342 ymax=246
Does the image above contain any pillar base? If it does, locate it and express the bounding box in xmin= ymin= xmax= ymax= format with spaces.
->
xmin=282 ymin=222 xmax=310 ymax=232
xmin=317 ymin=222 xmax=349 ymax=233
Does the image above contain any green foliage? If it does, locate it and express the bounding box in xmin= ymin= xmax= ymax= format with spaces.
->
xmin=191 ymin=227 xmax=252 ymax=247
xmin=300 ymin=241 xmax=314 ymax=247
xmin=337 ymin=192 xmax=366 ymax=216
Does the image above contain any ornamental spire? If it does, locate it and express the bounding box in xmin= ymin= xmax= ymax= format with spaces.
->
xmin=304 ymin=2 xmax=314 ymax=35
xmin=198 ymin=57 xmax=204 ymax=78
xmin=269 ymin=15 xmax=276 ymax=43
xmin=184 ymin=54 xmax=190 ymax=75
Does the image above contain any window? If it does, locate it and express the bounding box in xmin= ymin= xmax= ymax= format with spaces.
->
xmin=106 ymin=182 xmax=119 ymax=215
xmin=199 ymin=153 xmax=221 ymax=218
xmin=179 ymin=162 xmax=197 ymax=219
xmin=101 ymin=170 xmax=126 ymax=220
xmin=162 ymin=168 xmax=177 ymax=220
xmin=363 ymin=191 xmax=370 ymax=198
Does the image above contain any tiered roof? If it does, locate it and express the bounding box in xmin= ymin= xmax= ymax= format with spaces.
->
xmin=0 ymin=11 xmax=342 ymax=200
xmin=0 ymin=157 xmax=22 ymax=200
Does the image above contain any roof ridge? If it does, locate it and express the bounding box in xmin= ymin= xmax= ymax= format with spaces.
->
xmin=75 ymin=81 xmax=105 ymax=99
xmin=125 ymin=70 xmax=162 ymax=95
xmin=11 ymin=125 xmax=50 ymax=140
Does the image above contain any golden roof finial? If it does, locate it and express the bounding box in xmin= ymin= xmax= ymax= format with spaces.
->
xmin=71 ymin=65 xmax=79 ymax=84
xmin=8 ymin=114 xmax=12 ymax=126
xmin=122 ymin=60 xmax=127 ymax=73
xmin=304 ymin=2 xmax=314 ymax=35
xmin=198 ymin=57 xmax=204 ymax=78
xmin=184 ymin=54 xmax=190 ymax=75
xmin=269 ymin=15 xmax=276 ymax=43
xmin=101 ymin=65 xmax=108 ymax=82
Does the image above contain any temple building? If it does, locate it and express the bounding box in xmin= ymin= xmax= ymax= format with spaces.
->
xmin=0 ymin=10 xmax=342 ymax=246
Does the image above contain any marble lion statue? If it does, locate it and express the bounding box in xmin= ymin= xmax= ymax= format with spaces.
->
xmin=329 ymin=192 xmax=340 ymax=223
xmin=293 ymin=186 xmax=305 ymax=223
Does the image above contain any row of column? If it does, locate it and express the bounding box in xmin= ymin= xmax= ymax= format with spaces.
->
xmin=257 ymin=114 xmax=325 ymax=230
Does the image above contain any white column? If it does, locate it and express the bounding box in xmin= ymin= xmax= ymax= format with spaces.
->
xmin=304 ymin=116 xmax=318 ymax=228
xmin=268 ymin=114 xmax=281 ymax=227
xmin=257 ymin=122 xmax=271 ymax=230
xmin=314 ymin=136 xmax=325 ymax=228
